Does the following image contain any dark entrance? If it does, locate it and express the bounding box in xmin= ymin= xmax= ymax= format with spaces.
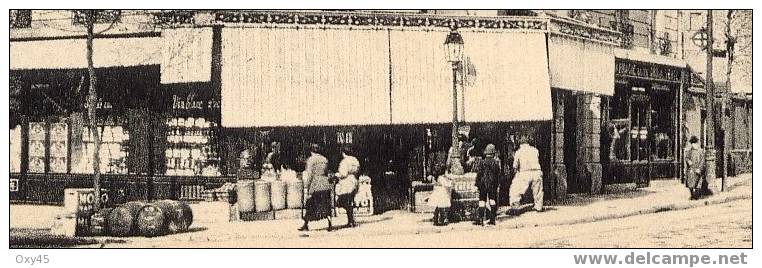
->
xmin=563 ymin=94 xmax=581 ymax=193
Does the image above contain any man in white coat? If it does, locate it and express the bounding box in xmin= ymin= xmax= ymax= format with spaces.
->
xmin=508 ymin=134 xmax=544 ymax=215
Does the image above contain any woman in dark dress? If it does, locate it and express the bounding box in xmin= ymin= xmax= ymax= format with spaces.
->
xmin=299 ymin=144 xmax=334 ymax=231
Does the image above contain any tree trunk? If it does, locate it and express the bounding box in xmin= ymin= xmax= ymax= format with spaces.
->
xmin=86 ymin=11 xmax=102 ymax=209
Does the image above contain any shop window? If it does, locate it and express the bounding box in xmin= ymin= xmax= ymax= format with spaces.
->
xmin=608 ymin=85 xmax=631 ymax=162
xmin=10 ymin=125 xmax=22 ymax=173
xmin=609 ymin=119 xmax=630 ymax=161
xmin=10 ymin=10 xmax=32 ymax=28
xmin=650 ymin=90 xmax=675 ymax=160
xmin=72 ymin=10 xmax=121 ymax=25
xmin=76 ymin=125 xmax=129 ymax=174
xmin=27 ymin=122 xmax=70 ymax=174
xmin=689 ymin=13 xmax=704 ymax=31
xmin=165 ymin=117 xmax=220 ymax=176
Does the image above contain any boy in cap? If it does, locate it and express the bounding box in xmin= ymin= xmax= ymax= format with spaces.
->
xmin=474 ymin=143 xmax=501 ymax=225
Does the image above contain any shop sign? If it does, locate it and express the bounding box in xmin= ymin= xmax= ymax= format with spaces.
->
xmin=616 ymin=61 xmax=681 ymax=83
xmin=337 ymin=131 xmax=353 ymax=144
xmin=172 ymin=93 xmax=221 ymax=111
xmin=457 ymin=125 xmax=471 ymax=137
xmin=652 ymin=83 xmax=672 ymax=92
xmin=92 ymin=98 xmax=113 ymax=110
xmin=76 ymin=190 xmax=110 ymax=216
xmin=10 ymin=178 xmax=19 ymax=192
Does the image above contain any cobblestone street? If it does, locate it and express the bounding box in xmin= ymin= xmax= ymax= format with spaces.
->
xmin=84 ymin=198 xmax=750 ymax=248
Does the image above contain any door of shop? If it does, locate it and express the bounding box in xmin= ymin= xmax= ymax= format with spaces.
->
xmin=629 ymin=95 xmax=651 ymax=187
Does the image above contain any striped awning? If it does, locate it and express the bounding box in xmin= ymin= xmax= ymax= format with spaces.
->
xmin=11 ymin=37 xmax=162 ymax=70
xmin=220 ymin=27 xmax=553 ymax=127
xmin=221 ymin=27 xmax=391 ymax=127
xmin=549 ymin=35 xmax=615 ymax=95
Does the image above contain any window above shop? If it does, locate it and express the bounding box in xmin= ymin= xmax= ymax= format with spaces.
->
xmin=10 ymin=10 xmax=32 ymax=28
xmin=72 ymin=10 xmax=122 ymax=25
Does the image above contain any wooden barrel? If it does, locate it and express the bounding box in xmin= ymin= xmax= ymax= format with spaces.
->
xmin=237 ymin=180 xmax=256 ymax=213
xmin=254 ymin=180 xmax=271 ymax=212
xmin=270 ymin=180 xmax=286 ymax=210
xmin=135 ymin=203 xmax=166 ymax=237
xmin=154 ymin=200 xmax=193 ymax=233
xmin=107 ymin=201 xmax=146 ymax=237
xmin=286 ymin=180 xmax=304 ymax=209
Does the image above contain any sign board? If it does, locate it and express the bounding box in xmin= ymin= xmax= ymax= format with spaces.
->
xmin=692 ymin=29 xmax=709 ymax=49
xmin=615 ymin=60 xmax=682 ymax=83
xmin=63 ymin=188 xmax=111 ymax=236
xmin=10 ymin=178 xmax=19 ymax=192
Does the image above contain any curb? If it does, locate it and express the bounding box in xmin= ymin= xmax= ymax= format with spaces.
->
xmin=298 ymin=181 xmax=753 ymax=239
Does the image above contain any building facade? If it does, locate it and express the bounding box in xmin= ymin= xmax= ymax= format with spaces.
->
xmin=9 ymin=10 xmax=751 ymax=209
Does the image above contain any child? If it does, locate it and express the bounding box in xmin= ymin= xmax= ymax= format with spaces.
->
xmin=354 ymin=172 xmax=374 ymax=216
xmin=427 ymin=167 xmax=452 ymax=226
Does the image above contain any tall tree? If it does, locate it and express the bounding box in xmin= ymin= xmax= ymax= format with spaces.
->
xmin=78 ymin=10 xmax=120 ymax=209
xmin=719 ymin=10 xmax=752 ymax=184
xmin=84 ymin=10 xmax=103 ymax=209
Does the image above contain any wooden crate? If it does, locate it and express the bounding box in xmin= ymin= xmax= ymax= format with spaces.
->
xmin=450 ymin=198 xmax=479 ymax=223
xmin=413 ymin=190 xmax=434 ymax=213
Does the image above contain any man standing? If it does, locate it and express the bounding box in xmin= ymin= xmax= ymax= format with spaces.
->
xmin=264 ymin=141 xmax=282 ymax=174
xmin=508 ymin=134 xmax=544 ymax=214
xmin=335 ymin=145 xmax=360 ymax=228
xmin=474 ymin=144 xmax=501 ymax=225
xmin=299 ymin=144 xmax=333 ymax=232
xmin=684 ymin=136 xmax=706 ymax=200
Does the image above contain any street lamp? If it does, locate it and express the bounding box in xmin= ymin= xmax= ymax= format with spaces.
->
xmin=444 ymin=30 xmax=465 ymax=175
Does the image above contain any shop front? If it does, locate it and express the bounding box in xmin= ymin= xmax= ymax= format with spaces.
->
xmin=9 ymin=28 xmax=229 ymax=204
xmin=606 ymin=51 xmax=686 ymax=187
xmin=547 ymin=29 xmax=617 ymax=196
xmin=219 ymin=20 xmax=554 ymax=213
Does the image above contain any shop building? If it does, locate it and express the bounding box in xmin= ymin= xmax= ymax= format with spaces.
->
xmin=14 ymin=10 xmax=745 ymax=212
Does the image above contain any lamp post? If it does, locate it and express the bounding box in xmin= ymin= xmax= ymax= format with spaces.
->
xmin=704 ymin=11 xmax=717 ymax=191
xmin=445 ymin=30 xmax=465 ymax=175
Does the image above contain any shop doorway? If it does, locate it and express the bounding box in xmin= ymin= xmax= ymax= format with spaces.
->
xmin=630 ymin=95 xmax=651 ymax=187
xmin=563 ymin=95 xmax=581 ymax=193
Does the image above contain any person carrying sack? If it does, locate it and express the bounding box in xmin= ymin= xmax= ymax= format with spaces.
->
xmin=335 ymin=145 xmax=360 ymax=228
xmin=508 ymin=134 xmax=544 ymax=215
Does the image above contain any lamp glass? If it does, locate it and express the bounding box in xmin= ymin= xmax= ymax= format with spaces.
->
xmin=444 ymin=31 xmax=464 ymax=63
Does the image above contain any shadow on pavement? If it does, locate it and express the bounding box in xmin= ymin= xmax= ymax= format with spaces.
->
xmin=553 ymin=187 xmax=657 ymax=207
xmin=10 ymin=228 xmax=127 ymax=248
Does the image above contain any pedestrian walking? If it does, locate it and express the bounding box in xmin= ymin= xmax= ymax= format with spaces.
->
xmin=427 ymin=166 xmax=452 ymax=226
xmin=507 ymin=135 xmax=544 ymax=215
xmin=474 ymin=144 xmax=501 ymax=225
xmin=335 ymin=145 xmax=361 ymax=228
xmin=684 ymin=136 xmax=706 ymax=200
xmin=299 ymin=144 xmax=334 ymax=232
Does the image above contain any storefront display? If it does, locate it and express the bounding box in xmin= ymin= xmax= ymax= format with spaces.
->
xmin=77 ymin=125 xmax=129 ymax=174
xmin=608 ymin=58 xmax=683 ymax=185
xmin=28 ymin=122 xmax=46 ymax=173
xmin=49 ymin=123 xmax=69 ymax=173
xmin=165 ymin=117 xmax=220 ymax=176
xmin=10 ymin=125 xmax=22 ymax=173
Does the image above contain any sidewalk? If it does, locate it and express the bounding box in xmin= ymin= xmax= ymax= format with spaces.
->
xmin=10 ymin=173 xmax=752 ymax=245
